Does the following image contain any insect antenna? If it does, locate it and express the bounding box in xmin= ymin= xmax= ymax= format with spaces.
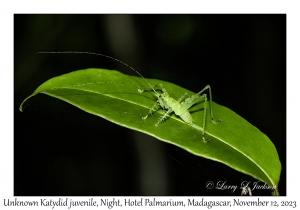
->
xmin=36 ymin=51 xmax=158 ymax=94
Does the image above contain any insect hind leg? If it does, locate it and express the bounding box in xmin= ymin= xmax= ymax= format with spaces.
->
xmin=177 ymin=92 xmax=189 ymax=103
xmin=195 ymin=85 xmax=222 ymax=124
xmin=186 ymin=93 xmax=210 ymax=142
xmin=201 ymin=93 xmax=209 ymax=142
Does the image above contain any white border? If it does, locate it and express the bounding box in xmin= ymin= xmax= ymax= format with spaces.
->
xmin=1 ymin=0 xmax=300 ymax=209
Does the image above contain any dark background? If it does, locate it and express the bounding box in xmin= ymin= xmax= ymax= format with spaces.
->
xmin=14 ymin=14 xmax=286 ymax=196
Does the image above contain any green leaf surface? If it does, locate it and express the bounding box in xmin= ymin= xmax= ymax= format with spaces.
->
xmin=20 ymin=68 xmax=281 ymax=194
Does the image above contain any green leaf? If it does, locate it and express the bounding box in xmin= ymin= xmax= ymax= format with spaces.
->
xmin=20 ymin=68 xmax=281 ymax=194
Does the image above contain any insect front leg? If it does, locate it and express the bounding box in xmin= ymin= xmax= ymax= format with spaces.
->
xmin=155 ymin=108 xmax=173 ymax=126
xmin=139 ymin=84 xmax=171 ymax=121
xmin=142 ymin=101 xmax=160 ymax=119
xmin=138 ymin=84 xmax=166 ymax=94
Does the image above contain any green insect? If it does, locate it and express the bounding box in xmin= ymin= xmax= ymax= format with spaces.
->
xmin=38 ymin=51 xmax=222 ymax=142
xmin=137 ymin=84 xmax=221 ymax=142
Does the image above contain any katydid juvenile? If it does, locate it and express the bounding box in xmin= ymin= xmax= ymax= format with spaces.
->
xmin=37 ymin=51 xmax=222 ymax=142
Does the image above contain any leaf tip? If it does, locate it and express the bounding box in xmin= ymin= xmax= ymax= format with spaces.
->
xmin=19 ymin=93 xmax=37 ymax=112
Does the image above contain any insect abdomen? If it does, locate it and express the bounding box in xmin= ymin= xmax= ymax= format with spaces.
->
xmin=179 ymin=111 xmax=193 ymax=124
